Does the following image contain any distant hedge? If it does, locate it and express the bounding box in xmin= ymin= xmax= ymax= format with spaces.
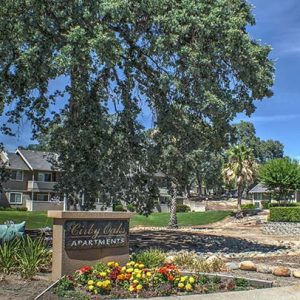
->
xmin=269 ymin=202 xmax=300 ymax=208
xmin=241 ymin=204 xmax=256 ymax=210
xmin=0 ymin=207 xmax=27 ymax=211
xmin=176 ymin=204 xmax=191 ymax=213
xmin=269 ymin=207 xmax=300 ymax=222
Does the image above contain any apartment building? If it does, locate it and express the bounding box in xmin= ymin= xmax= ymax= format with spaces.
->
xmin=0 ymin=149 xmax=63 ymax=211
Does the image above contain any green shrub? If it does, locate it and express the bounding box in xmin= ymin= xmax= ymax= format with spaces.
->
xmin=133 ymin=248 xmax=166 ymax=269
xmin=176 ymin=204 xmax=191 ymax=213
xmin=0 ymin=236 xmax=50 ymax=279
xmin=269 ymin=202 xmax=299 ymax=207
xmin=0 ymin=207 xmax=27 ymax=211
xmin=0 ymin=239 xmax=19 ymax=274
xmin=269 ymin=207 xmax=300 ymax=222
xmin=16 ymin=236 xmax=51 ymax=279
xmin=261 ymin=200 xmax=270 ymax=209
xmin=241 ymin=204 xmax=256 ymax=210
xmin=126 ymin=204 xmax=135 ymax=212
xmin=114 ymin=204 xmax=125 ymax=212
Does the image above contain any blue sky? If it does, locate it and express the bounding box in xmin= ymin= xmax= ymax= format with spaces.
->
xmin=1 ymin=0 xmax=300 ymax=158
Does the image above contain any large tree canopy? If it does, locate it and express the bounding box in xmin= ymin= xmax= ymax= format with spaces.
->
xmin=0 ymin=0 xmax=274 ymax=214
xmin=233 ymin=121 xmax=283 ymax=163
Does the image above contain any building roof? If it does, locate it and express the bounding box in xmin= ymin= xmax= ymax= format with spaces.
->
xmin=6 ymin=153 xmax=30 ymax=170
xmin=16 ymin=149 xmax=56 ymax=171
xmin=249 ymin=183 xmax=270 ymax=194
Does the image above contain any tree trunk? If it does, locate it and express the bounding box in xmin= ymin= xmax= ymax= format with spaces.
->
xmin=237 ymin=186 xmax=242 ymax=211
xmin=196 ymin=173 xmax=202 ymax=196
xmin=168 ymin=183 xmax=178 ymax=229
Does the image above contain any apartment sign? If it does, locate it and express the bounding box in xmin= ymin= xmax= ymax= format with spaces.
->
xmin=64 ymin=220 xmax=129 ymax=249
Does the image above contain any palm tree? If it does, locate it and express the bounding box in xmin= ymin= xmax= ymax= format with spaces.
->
xmin=223 ymin=145 xmax=256 ymax=212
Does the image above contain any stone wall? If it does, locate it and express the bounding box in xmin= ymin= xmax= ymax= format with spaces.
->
xmin=263 ymin=222 xmax=300 ymax=235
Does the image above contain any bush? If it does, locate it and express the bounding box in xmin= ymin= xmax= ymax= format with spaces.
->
xmin=241 ymin=204 xmax=256 ymax=210
xmin=172 ymin=251 xmax=225 ymax=273
xmin=0 ymin=207 xmax=27 ymax=211
xmin=269 ymin=207 xmax=300 ymax=222
xmin=0 ymin=236 xmax=50 ymax=278
xmin=133 ymin=248 xmax=166 ymax=269
xmin=261 ymin=200 xmax=270 ymax=209
xmin=269 ymin=202 xmax=299 ymax=207
xmin=16 ymin=236 xmax=51 ymax=279
xmin=114 ymin=204 xmax=125 ymax=212
xmin=126 ymin=204 xmax=135 ymax=212
xmin=176 ymin=204 xmax=191 ymax=213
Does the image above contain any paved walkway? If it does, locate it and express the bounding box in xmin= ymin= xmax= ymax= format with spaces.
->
xmin=125 ymin=285 xmax=300 ymax=300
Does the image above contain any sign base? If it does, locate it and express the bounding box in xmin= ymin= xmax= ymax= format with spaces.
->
xmin=48 ymin=211 xmax=134 ymax=281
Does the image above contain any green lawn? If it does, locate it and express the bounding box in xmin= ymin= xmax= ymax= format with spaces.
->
xmin=130 ymin=211 xmax=230 ymax=227
xmin=0 ymin=211 xmax=53 ymax=229
xmin=0 ymin=210 xmax=230 ymax=229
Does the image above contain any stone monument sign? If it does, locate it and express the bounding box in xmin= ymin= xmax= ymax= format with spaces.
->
xmin=48 ymin=211 xmax=134 ymax=281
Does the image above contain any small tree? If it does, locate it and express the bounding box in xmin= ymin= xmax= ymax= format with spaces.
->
xmin=223 ymin=145 xmax=256 ymax=211
xmin=0 ymin=145 xmax=11 ymax=193
xmin=259 ymin=158 xmax=300 ymax=201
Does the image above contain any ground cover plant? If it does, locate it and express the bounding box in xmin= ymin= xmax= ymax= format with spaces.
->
xmin=54 ymin=260 xmax=259 ymax=299
xmin=0 ymin=211 xmax=230 ymax=229
xmin=0 ymin=236 xmax=51 ymax=279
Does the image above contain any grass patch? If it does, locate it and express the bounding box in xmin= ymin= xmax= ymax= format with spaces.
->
xmin=130 ymin=211 xmax=230 ymax=227
xmin=0 ymin=211 xmax=52 ymax=229
xmin=0 ymin=210 xmax=230 ymax=229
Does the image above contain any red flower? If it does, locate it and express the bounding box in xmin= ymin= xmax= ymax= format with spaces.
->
xmin=109 ymin=266 xmax=122 ymax=281
xmin=159 ymin=264 xmax=178 ymax=281
xmin=79 ymin=265 xmax=92 ymax=274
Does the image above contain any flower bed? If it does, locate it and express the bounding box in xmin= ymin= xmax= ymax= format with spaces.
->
xmin=54 ymin=260 xmax=268 ymax=299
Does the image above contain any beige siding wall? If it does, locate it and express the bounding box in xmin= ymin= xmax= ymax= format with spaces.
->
xmin=30 ymin=201 xmax=63 ymax=211
xmin=2 ymin=170 xmax=32 ymax=191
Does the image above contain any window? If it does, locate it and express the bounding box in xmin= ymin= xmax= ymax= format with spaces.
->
xmin=37 ymin=172 xmax=52 ymax=182
xmin=36 ymin=194 xmax=49 ymax=201
xmin=11 ymin=170 xmax=23 ymax=181
xmin=9 ymin=192 xmax=22 ymax=204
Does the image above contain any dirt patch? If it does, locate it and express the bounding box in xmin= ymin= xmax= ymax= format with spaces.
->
xmin=0 ymin=274 xmax=51 ymax=300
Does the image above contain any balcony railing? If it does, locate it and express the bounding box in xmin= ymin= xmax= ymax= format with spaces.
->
xmin=27 ymin=181 xmax=57 ymax=191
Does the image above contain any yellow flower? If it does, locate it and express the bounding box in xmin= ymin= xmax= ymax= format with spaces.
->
xmin=87 ymin=280 xmax=94 ymax=285
xmin=121 ymin=266 xmax=126 ymax=272
xmin=115 ymin=262 xmax=119 ymax=267
xmin=96 ymin=281 xmax=102 ymax=287
xmin=133 ymin=279 xmax=139 ymax=284
xmin=129 ymin=285 xmax=135 ymax=292
xmin=146 ymin=272 xmax=152 ymax=277
xmin=134 ymin=268 xmax=140 ymax=273
xmin=189 ymin=277 xmax=195 ymax=284
xmin=107 ymin=261 xmax=115 ymax=267
xmin=102 ymin=280 xmax=110 ymax=288
xmin=88 ymin=285 xmax=94 ymax=291
xmin=100 ymin=272 xmax=107 ymax=277
xmin=136 ymin=284 xmax=143 ymax=290
xmin=127 ymin=268 xmax=134 ymax=273
xmin=136 ymin=273 xmax=142 ymax=279
xmin=185 ymin=283 xmax=192 ymax=291
xmin=180 ymin=276 xmax=187 ymax=282
xmin=178 ymin=283 xmax=184 ymax=289
xmin=135 ymin=263 xmax=139 ymax=267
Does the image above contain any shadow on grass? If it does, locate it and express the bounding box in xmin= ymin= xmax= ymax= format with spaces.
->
xmin=129 ymin=230 xmax=287 ymax=254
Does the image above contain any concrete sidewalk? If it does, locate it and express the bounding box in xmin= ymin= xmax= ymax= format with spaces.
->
xmin=126 ymin=285 xmax=300 ymax=300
